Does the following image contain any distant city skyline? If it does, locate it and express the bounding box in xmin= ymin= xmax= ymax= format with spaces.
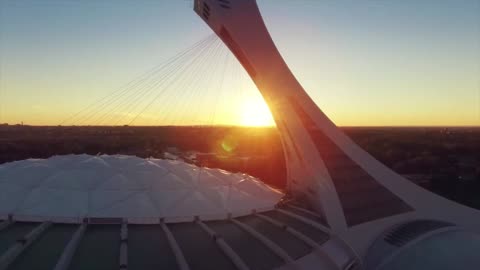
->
xmin=0 ymin=0 xmax=479 ymax=126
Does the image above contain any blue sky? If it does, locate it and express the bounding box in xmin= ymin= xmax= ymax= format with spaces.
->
xmin=0 ymin=0 xmax=479 ymax=126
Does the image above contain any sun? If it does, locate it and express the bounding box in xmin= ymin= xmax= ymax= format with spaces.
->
xmin=240 ymin=97 xmax=275 ymax=126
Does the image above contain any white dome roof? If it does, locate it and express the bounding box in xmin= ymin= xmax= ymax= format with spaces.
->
xmin=0 ymin=155 xmax=283 ymax=224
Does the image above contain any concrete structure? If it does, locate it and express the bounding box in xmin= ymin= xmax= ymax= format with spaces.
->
xmin=194 ymin=0 xmax=480 ymax=268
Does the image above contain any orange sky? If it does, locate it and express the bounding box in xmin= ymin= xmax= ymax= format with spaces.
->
xmin=0 ymin=0 xmax=479 ymax=127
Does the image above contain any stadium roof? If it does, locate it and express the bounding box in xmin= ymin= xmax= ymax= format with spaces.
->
xmin=0 ymin=155 xmax=283 ymax=224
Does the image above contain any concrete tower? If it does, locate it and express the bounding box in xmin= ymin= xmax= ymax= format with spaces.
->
xmin=194 ymin=0 xmax=480 ymax=260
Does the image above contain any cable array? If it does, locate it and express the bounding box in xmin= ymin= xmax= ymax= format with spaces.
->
xmin=60 ymin=33 xmax=256 ymax=127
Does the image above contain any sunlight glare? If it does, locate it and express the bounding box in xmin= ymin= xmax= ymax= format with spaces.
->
xmin=240 ymin=97 xmax=275 ymax=126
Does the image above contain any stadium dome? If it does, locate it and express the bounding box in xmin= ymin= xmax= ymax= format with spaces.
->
xmin=0 ymin=155 xmax=359 ymax=270
xmin=0 ymin=154 xmax=283 ymax=224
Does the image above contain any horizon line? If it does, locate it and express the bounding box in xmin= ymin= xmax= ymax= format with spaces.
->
xmin=1 ymin=124 xmax=480 ymax=128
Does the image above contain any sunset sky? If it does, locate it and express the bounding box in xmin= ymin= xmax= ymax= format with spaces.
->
xmin=0 ymin=0 xmax=479 ymax=126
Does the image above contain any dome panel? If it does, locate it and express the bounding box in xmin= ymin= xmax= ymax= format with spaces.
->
xmin=0 ymin=163 xmax=55 ymax=188
xmin=43 ymin=170 xmax=100 ymax=190
xmin=92 ymin=192 xmax=160 ymax=218
xmin=168 ymin=190 xmax=223 ymax=216
xmin=95 ymin=174 xmax=142 ymax=191
xmin=90 ymin=190 xmax=140 ymax=213
xmin=16 ymin=188 xmax=88 ymax=218
xmin=0 ymin=183 xmax=29 ymax=214
xmin=150 ymin=173 xmax=190 ymax=190
xmin=197 ymin=170 xmax=229 ymax=187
